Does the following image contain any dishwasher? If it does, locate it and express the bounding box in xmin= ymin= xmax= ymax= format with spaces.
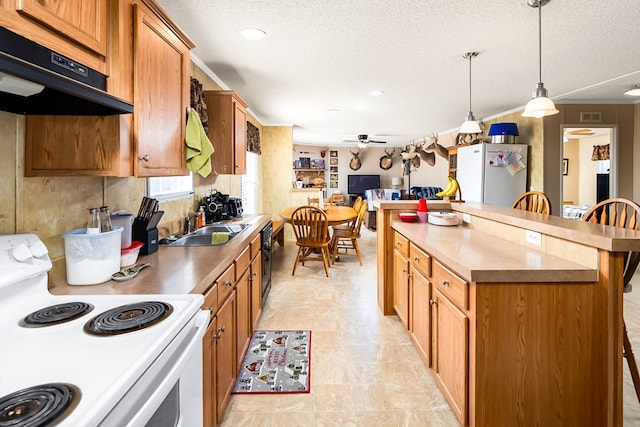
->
xmin=260 ymin=221 xmax=273 ymax=306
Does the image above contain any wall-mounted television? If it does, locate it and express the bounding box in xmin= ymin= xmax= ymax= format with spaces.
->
xmin=348 ymin=174 xmax=380 ymax=195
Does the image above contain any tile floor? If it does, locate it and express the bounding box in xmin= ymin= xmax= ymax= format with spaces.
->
xmin=219 ymin=227 xmax=640 ymax=426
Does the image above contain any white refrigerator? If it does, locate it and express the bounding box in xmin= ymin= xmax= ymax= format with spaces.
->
xmin=456 ymin=143 xmax=528 ymax=207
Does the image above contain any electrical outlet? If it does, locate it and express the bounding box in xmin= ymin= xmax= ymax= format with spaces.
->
xmin=526 ymin=230 xmax=542 ymax=246
xmin=462 ymin=213 xmax=471 ymax=224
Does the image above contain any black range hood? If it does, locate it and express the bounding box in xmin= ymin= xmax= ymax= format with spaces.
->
xmin=0 ymin=26 xmax=133 ymax=116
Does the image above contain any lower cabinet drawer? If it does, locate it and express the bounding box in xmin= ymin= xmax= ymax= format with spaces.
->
xmin=432 ymin=260 xmax=468 ymax=310
xmin=394 ymin=231 xmax=409 ymax=258
xmin=216 ymin=264 xmax=236 ymax=304
xmin=410 ymin=243 xmax=431 ymax=277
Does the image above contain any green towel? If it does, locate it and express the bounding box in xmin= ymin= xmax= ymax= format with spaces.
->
xmin=186 ymin=109 xmax=215 ymax=177
xmin=211 ymin=232 xmax=230 ymax=245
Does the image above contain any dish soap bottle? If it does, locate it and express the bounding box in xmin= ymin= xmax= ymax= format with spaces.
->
xmin=197 ymin=206 xmax=206 ymax=228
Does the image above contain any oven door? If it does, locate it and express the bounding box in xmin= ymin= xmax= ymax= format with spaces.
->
xmin=99 ymin=310 xmax=209 ymax=427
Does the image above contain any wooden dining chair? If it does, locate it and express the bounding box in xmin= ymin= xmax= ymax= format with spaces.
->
xmin=307 ymin=197 xmax=320 ymax=207
xmin=352 ymin=196 xmax=363 ymax=213
xmin=290 ymin=206 xmax=332 ymax=277
xmin=512 ymin=191 xmax=552 ymax=215
xmin=331 ymin=200 xmax=368 ymax=265
xmin=583 ymin=197 xmax=640 ymax=402
xmin=330 ymin=193 xmax=345 ymax=206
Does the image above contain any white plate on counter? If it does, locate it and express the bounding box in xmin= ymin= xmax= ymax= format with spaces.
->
xmin=427 ymin=212 xmax=460 ymax=226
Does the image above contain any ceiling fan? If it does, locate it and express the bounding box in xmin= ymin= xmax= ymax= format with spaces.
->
xmin=343 ymin=134 xmax=388 ymax=146
xmin=566 ymin=128 xmax=596 ymax=136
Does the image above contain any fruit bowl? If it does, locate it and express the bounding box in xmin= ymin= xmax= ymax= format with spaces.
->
xmin=398 ymin=212 xmax=418 ymax=223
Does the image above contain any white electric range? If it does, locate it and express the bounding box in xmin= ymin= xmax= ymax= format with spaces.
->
xmin=0 ymin=234 xmax=208 ymax=427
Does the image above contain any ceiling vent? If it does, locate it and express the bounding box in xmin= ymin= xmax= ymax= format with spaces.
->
xmin=580 ymin=112 xmax=602 ymax=123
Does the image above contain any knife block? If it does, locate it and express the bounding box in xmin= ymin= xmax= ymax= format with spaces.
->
xmin=133 ymin=219 xmax=158 ymax=255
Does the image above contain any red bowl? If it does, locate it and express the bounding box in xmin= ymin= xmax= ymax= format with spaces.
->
xmin=398 ymin=213 xmax=418 ymax=223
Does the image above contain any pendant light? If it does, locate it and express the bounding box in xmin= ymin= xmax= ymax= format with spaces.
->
xmin=522 ymin=0 xmax=559 ymax=118
xmin=459 ymin=51 xmax=481 ymax=134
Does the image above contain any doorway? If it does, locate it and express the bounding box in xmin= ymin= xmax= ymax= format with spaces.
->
xmin=560 ymin=126 xmax=617 ymax=217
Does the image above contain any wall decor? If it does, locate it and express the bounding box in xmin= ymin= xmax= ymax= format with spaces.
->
xmin=330 ymin=166 xmax=338 ymax=173
xmin=349 ymin=149 xmax=362 ymax=171
xmin=330 ymin=173 xmax=338 ymax=181
xmin=563 ymin=158 xmax=569 ymax=175
xmin=330 ymin=181 xmax=338 ymax=188
xmin=330 ymin=158 xmax=338 ymax=166
xmin=330 ymin=150 xmax=338 ymax=157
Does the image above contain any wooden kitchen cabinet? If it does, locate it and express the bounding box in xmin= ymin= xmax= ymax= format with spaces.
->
xmin=393 ymin=249 xmax=410 ymax=329
xmin=432 ymin=287 xmax=468 ymax=425
xmin=24 ymin=0 xmax=194 ymax=177
xmin=249 ymin=234 xmax=263 ymax=331
xmin=203 ymin=90 xmax=249 ymax=175
xmin=214 ymin=289 xmax=236 ymax=423
xmin=200 ymin=234 xmax=265 ymax=426
xmin=410 ymin=264 xmax=431 ymax=365
xmin=0 ymin=0 xmax=108 ymax=72
xmin=234 ymin=245 xmax=252 ymax=371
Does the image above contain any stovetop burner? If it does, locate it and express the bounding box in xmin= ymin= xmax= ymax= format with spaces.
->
xmin=0 ymin=383 xmax=80 ymax=427
xmin=21 ymin=302 xmax=94 ymax=328
xmin=84 ymin=301 xmax=173 ymax=336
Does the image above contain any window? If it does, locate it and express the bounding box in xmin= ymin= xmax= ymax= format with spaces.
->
xmin=147 ymin=174 xmax=194 ymax=201
xmin=241 ymin=152 xmax=259 ymax=214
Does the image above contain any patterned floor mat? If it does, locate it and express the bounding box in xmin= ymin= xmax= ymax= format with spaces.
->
xmin=232 ymin=330 xmax=311 ymax=394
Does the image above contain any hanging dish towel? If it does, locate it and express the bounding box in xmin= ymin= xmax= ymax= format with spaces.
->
xmin=185 ymin=108 xmax=215 ymax=177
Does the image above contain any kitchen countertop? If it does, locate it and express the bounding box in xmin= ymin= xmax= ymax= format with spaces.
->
xmin=48 ymin=215 xmax=272 ymax=296
xmin=392 ymin=220 xmax=598 ymax=283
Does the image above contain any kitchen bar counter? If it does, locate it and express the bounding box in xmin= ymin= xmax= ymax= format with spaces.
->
xmin=48 ymin=215 xmax=272 ymax=296
xmin=392 ymin=220 xmax=597 ymax=283
xmin=376 ymin=200 xmax=640 ymax=426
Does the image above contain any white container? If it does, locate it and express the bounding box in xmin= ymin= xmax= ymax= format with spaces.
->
xmin=111 ymin=213 xmax=133 ymax=249
xmin=63 ymin=226 xmax=123 ymax=285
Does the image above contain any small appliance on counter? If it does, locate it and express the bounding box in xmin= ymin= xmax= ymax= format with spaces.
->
xmin=200 ymin=189 xmax=243 ymax=221
xmin=132 ymin=197 xmax=163 ymax=255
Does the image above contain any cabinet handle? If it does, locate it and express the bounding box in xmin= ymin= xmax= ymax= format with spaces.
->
xmin=396 ymin=242 xmax=402 ymax=246
xmin=213 ymin=326 xmax=225 ymax=339
xmin=402 ymin=268 xmax=407 ymax=274
xmin=225 ymin=280 xmax=233 ymax=287
xmin=430 ymin=299 xmax=436 ymax=306
xmin=138 ymin=154 xmax=150 ymax=162
xmin=414 ymin=256 xmax=420 ymax=262
xmin=441 ymin=279 xmax=450 ymax=286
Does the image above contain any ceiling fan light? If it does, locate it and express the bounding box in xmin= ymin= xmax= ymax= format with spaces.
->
xmin=357 ymin=141 xmax=368 ymax=149
xmin=624 ymin=84 xmax=640 ymax=96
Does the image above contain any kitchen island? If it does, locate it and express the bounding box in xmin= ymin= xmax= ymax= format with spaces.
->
xmin=376 ymin=200 xmax=640 ymax=426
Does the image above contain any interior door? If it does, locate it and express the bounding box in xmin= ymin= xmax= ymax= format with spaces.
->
xmin=561 ymin=126 xmax=616 ymax=212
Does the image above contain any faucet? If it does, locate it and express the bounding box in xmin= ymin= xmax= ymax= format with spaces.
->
xmin=184 ymin=214 xmax=199 ymax=234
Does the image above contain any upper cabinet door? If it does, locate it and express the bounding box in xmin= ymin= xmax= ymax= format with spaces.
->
xmin=16 ymin=0 xmax=107 ymax=56
xmin=133 ymin=3 xmax=190 ymax=177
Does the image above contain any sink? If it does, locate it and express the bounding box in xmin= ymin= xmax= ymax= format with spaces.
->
xmin=162 ymin=223 xmax=249 ymax=246
xmin=191 ymin=224 xmax=248 ymax=235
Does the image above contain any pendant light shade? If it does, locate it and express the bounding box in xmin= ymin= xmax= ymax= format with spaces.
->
xmin=460 ymin=51 xmax=481 ymax=133
xmin=522 ymin=0 xmax=558 ymax=118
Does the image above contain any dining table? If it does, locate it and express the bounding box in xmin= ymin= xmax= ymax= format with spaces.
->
xmin=279 ymin=205 xmax=357 ymax=226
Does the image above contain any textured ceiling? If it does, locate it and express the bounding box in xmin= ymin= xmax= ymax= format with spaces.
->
xmin=157 ymin=0 xmax=640 ymax=146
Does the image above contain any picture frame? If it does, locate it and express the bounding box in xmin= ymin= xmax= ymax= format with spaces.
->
xmin=330 ymin=166 xmax=338 ymax=173
xmin=563 ymin=158 xmax=569 ymax=175
xmin=330 ymin=158 xmax=338 ymax=166
xmin=330 ymin=173 xmax=338 ymax=181
xmin=330 ymin=181 xmax=338 ymax=188
xmin=329 ymin=150 xmax=338 ymax=157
